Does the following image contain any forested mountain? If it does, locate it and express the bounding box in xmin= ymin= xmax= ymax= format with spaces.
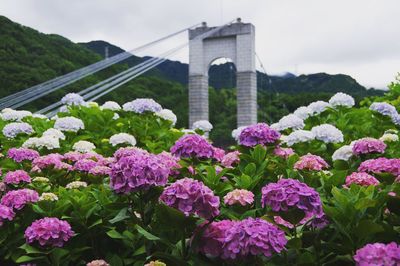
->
xmin=0 ymin=15 xmax=385 ymax=145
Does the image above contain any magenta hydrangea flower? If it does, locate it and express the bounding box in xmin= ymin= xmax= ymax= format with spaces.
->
xmin=223 ymin=189 xmax=254 ymax=206
xmin=222 ymin=217 xmax=287 ymax=259
xmin=294 ymin=154 xmax=329 ymax=171
xmin=74 ymin=159 xmax=97 ymax=172
xmin=213 ymin=147 xmax=226 ymax=162
xmin=31 ymin=154 xmax=72 ymax=172
xmin=0 ymin=204 xmax=15 ymax=226
xmin=25 ymin=217 xmax=74 ymax=247
xmin=352 ymin=138 xmax=387 ymax=156
xmin=238 ymin=123 xmax=281 ymax=147
xmin=221 ymin=151 xmax=240 ymax=168
xmin=159 ymin=178 xmax=220 ymax=219
xmin=7 ymin=148 xmax=39 ymax=163
xmin=261 ymin=178 xmax=323 ymax=218
xmin=358 ymin=158 xmax=400 ymax=176
xmin=1 ymin=189 xmax=39 ymax=210
xmin=3 ymin=170 xmax=31 ymax=185
xmin=156 ymin=151 xmax=181 ymax=176
xmin=170 ymin=135 xmax=215 ymax=159
xmin=274 ymin=146 xmax=294 ymax=159
xmin=110 ymin=152 xmax=170 ymax=193
xmin=345 ymin=172 xmax=380 ymax=187
xmin=354 ymin=242 xmax=400 ymax=266
xmin=197 ymin=220 xmax=237 ymax=257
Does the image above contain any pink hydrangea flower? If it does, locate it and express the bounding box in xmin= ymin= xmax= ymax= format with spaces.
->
xmin=274 ymin=146 xmax=294 ymax=159
xmin=3 ymin=170 xmax=31 ymax=185
xmin=294 ymin=154 xmax=329 ymax=171
xmin=89 ymin=166 xmax=111 ymax=176
xmin=31 ymin=154 xmax=72 ymax=172
xmin=352 ymin=138 xmax=386 ymax=156
xmin=0 ymin=204 xmax=15 ymax=226
xmin=25 ymin=217 xmax=74 ymax=247
xmin=159 ymin=178 xmax=220 ymax=219
xmin=354 ymin=242 xmax=400 ymax=265
xmin=74 ymin=159 xmax=97 ymax=172
xmin=345 ymin=172 xmax=380 ymax=187
xmin=86 ymin=260 xmax=110 ymax=266
xmin=7 ymin=148 xmax=39 ymax=163
xmin=221 ymin=151 xmax=240 ymax=168
xmin=1 ymin=189 xmax=39 ymax=210
xmin=358 ymin=158 xmax=400 ymax=176
xmin=213 ymin=147 xmax=226 ymax=162
xmin=223 ymin=189 xmax=254 ymax=206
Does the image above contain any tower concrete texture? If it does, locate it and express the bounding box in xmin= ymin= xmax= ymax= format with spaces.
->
xmin=188 ymin=20 xmax=257 ymax=128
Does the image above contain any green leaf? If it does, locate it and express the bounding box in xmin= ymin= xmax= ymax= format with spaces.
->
xmin=88 ymin=218 xmax=103 ymax=229
xmin=135 ymin=225 xmax=161 ymax=241
xmin=15 ymin=255 xmax=45 ymax=263
xmin=109 ymin=207 xmax=130 ymax=224
xmin=19 ymin=243 xmax=43 ymax=254
xmin=287 ymin=238 xmax=302 ymax=249
xmin=106 ymin=229 xmax=125 ymax=239
xmin=354 ymin=220 xmax=384 ymax=239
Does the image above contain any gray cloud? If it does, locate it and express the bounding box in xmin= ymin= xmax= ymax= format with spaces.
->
xmin=0 ymin=0 xmax=399 ymax=88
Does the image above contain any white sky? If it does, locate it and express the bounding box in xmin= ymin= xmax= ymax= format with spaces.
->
xmin=1 ymin=0 xmax=399 ymax=88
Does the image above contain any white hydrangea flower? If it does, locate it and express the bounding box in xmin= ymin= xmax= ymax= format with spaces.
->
xmin=59 ymin=106 xmax=69 ymax=113
xmin=311 ymin=124 xmax=344 ymax=143
xmin=380 ymin=133 xmax=399 ymax=142
xmin=1 ymin=108 xmax=13 ymax=113
xmin=109 ymin=133 xmax=137 ymax=146
xmin=192 ymin=120 xmax=213 ymax=132
xmin=73 ymin=140 xmax=96 ymax=153
xmin=284 ymin=130 xmax=315 ymax=146
xmin=293 ymin=106 xmax=313 ymax=120
xmin=42 ymin=128 xmax=66 ymax=140
xmin=54 ymin=117 xmax=85 ymax=132
xmin=101 ymin=101 xmax=121 ymax=111
xmin=22 ymin=135 xmax=60 ymax=150
xmin=332 ymin=145 xmax=354 ymax=161
xmin=329 ymin=92 xmax=355 ymax=108
xmin=32 ymin=114 xmax=48 ymax=120
xmin=270 ymin=123 xmax=280 ymax=130
xmin=156 ymin=109 xmax=177 ymax=126
xmin=66 ymin=181 xmax=87 ymax=189
xmin=0 ymin=110 xmax=32 ymax=121
xmin=232 ymin=126 xmax=246 ymax=141
xmin=274 ymin=114 xmax=305 ymax=131
xmin=32 ymin=177 xmax=50 ymax=183
xmin=113 ymin=113 xmax=120 ymax=120
xmin=39 ymin=192 xmax=58 ymax=201
xmin=308 ymin=101 xmax=330 ymax=115
xmin=61 ymin=93 xmax=85 ymax=106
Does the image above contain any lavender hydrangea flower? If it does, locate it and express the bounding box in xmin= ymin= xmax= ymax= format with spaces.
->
xmin=328 ymin=92 xmax=355 ymax=108
xmin=261 ymin=178 xmax=323 ymax=218
xmin=354 ymin=242 xmax=400 ymax=266
xmin=352 ymin=138 xmax=386 ymax=155
xmin=25 ymin=217 xmax=74 ymax=247
xmin=54 ymin=116 xmax=85 ymax=132
xmin=159 ymin=178 xmax=220 ymax=219
xmin=110 ymin=152 xmax=170 ymax=193
xmin=369 ymin=102 xmax=398 ymax=116
xmin=61 ymin=93 xmax=85 ymax=106
xmin=170 ymin=134 xmax=215 ymax=159
xmin=222 ymin=217 xmax=287 ymax=259
xmin=3 ymin=170 xmax=31 ymax=185
xmin=0 ymin=204 xmax=15 ymax=226
xmin=1 ymin=189 xmax=39 ymax=210
xmin=122 ymin=98 xmax=162 ymax=113
xmin=307 ymin=101 xmax=330 ymax=115
xmin=2 ymin=122 xmax=34 ymax=139
xmin=0 ymin=109 xmax=32 ymax=121
xmin=7 ymin=148 xmax=39 ymax=162
xmin=311 ymin=124 xmax=344 ymax=143
xmin=238 ymin=123 xmax=281 ymax=147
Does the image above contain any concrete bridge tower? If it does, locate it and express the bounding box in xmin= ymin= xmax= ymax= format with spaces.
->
xmin=188 ymin=19 xmax=257 ymax=127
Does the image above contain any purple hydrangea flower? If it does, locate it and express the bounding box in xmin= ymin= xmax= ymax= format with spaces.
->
xmin=1 ymin=189 xmax=39 ymax=210
xmin=222 ymin=217 xmax=287 ymax=259
xmin=0 ymin=204 xmax=15 ymax=226
xmin=261 ymin=178 xmax=323 ymax=218
xmin=170 ymin=135 xmax=215 ymax=159
xmin=122 ymin=98 xmax=162 ymax=113
xmin=2 ymin=122 xmax=34 ymax=139
xmin=110 ymin=152 xmax=170 ymax=193
xmin=238 ymin=123 xmax=280 ymax=147
xmin=3 ymin=170 xmax=31 ymax=185
xmin=352 ymin=138 xmax=386 ymax=156
xmin=25 ymin=217 xmax=74 ymax=247
xmin=358 ymin=158 xmax=400 ymax=176
xmin=74 ymin=159 xmax=97 ymax=172
xmin=7 ymin=148 xmax=39 ymax=163
xmin=159 ymin=178 xmax=220 ymax=219
xmin=354 ymin=242 xmax=400 ymax=266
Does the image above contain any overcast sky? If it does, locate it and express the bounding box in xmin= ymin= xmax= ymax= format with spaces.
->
xmin=1 ymin=0 xmax=399 ymax=88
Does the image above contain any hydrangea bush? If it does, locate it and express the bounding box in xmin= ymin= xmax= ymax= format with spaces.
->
xmin=0 ymin=84 xmax=400 ymax=265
